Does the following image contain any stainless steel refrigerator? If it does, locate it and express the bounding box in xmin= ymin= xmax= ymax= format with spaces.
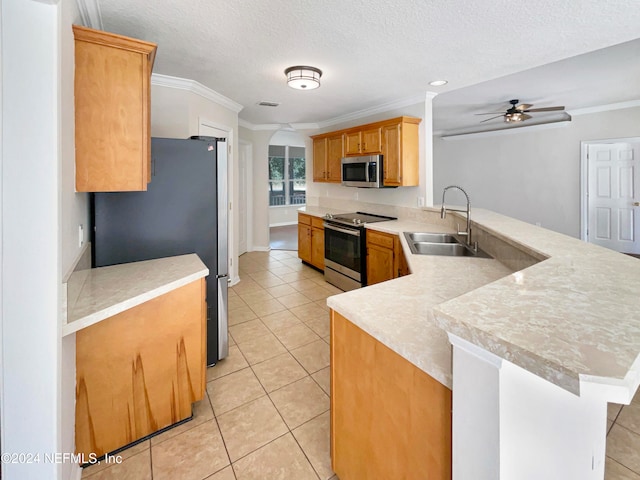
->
xmin=92 ymin=136 xmax=229 ymax=365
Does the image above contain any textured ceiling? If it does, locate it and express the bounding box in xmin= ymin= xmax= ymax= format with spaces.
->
xmin=97 ymin=0 xmax=640 ymax=132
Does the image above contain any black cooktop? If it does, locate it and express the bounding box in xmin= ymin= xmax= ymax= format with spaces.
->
xmin=324 ymin=211 xmax=396 ymax=226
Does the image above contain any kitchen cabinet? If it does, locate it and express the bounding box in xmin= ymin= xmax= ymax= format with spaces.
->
xmin=312 ymin=133 xmax=344 ymax=182
xmin=298 ymin=213 xmax=325 ymax=270
xmin=345 ymin=126 xmax=382 ymax=156
xmin=73 ymin=25 xmax=157 ymax=192
xmin=310 ymin=117 xmax=420 ymax=187
xmin=75 ymin=278 xmax=206 ymax=457
xmin=381 ymin=120 xmax=419 ymax=187
xmin=366 ymin=230 xmax=409 ymax=285
xmin=331 ymin=310 xmax=451 ymax=479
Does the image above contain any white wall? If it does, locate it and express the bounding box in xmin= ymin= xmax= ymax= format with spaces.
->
xmin=151 ymin=84 xmax=240 ymax=280
xmin=239 ymin=126 xmax=273 ymax=250
xmin=2 ymin=1 xmax=66 ymax=478
xmin=433 ymin=107 xmax=640 ymax=238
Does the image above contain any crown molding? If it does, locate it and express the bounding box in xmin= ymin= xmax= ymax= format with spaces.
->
xmin=316 ymin=93 xmax=426 ymax=129
xmin=567 ymin=99 xmax=640 ymax=116
xmin=289 ymin=123 xmax=320 ymax=130
xmin=440 ymin=118 xmax=572 ymax=141
xmin=75 ymin=0 xmax=103 ymax=30
xmin=151 ymin=73 xmax=244 ymax=113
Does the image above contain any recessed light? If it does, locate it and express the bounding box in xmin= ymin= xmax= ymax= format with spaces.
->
xmin=429 ymin=80 xmax=448 ymax=87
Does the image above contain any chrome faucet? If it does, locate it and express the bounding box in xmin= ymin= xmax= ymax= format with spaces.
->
xmin=440 ymin=185 xmax=473 ymax=247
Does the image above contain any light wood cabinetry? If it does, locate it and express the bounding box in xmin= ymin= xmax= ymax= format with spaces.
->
xmin=366 ymin=230 xmax=409 ymax=285
xmin=310 ymin=116 xmax=420 ymax=186
xmin=313 ymin=133 xmax=344 ymax=182
xmin=298 ymin=213 xmax=324 ymax=270
xmin=73 ymin=25 xmax=157 ymax=192
xmin=345 ymin=126 xmax=382 ymax=156
xmin=331 ymin=310 xmax=452 ymax=479
xmin=382 ymin=120 xmax=420 ymax=186
xmin=75 ymin=279 xmax=206 ymax=457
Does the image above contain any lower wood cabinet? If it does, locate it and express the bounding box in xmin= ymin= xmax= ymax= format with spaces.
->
xmin=75 ymin=279 xmax=206 ymax=457
xmin=366 ymin=230 xmax=409 ymax=285
xmin=331 ymin=310 xmax=452 ymax=479
xmin=298 ymin=213 xmax=324 ymax=270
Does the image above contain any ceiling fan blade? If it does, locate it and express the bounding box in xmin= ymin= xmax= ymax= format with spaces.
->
xmin=480 ymin=115 xmax=504 ymax=123
xmin=475 ymin=112 xmax=506 ymax=115
xmin=515 ymin=104 xmax=533 ymax=111
xmin=520 ymin=113 xmax=532 ymax=121
xmin=525 ymin=106 xmax=565 ymax=112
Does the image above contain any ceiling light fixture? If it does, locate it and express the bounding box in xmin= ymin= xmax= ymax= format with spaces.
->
xmin=505 ymin=112 xmax=524 ymax=123
xmin=428 ymin=80 xmax=448 ymax=86
xmin=285 ymin=66 xmax=322 ymax=90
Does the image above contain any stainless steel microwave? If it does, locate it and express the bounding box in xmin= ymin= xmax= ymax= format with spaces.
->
xmin=341 ymin=155 xmax=388 ymax=188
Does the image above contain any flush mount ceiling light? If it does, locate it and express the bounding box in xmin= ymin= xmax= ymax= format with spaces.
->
xmin=285 ymin=66 xmax=322 ymax=90
xmin=429 ymin=80 xmax=448 ymax=86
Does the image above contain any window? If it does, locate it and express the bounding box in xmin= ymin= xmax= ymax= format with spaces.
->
xmin=269 ymin=145 xmax=306 ymax=206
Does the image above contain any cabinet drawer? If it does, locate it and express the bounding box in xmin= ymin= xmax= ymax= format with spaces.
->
xmin=311 ymin=217 xmax=325 ymax=229
xmin=367 ymin=230 xmax=395 ymax=249
xmin=298 ymin=213 xmax=311 ymax=225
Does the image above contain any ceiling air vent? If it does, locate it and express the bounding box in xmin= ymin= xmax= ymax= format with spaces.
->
xmin=258 ymin=101 xmax=280 ymax=107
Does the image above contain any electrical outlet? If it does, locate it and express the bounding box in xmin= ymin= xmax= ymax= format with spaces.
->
xmin=417 ymin=197 xmax=425 ymax=207
xmin=352 ymin=192 xmax=358 ymax=200
xmin=535 ymin=222 xmax=542 ymax=227
xmin=78 ymin=224 xmax=84 ymax=248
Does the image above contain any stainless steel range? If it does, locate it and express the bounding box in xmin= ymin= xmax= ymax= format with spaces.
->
xmin=323 ymin=212 xmax=396 ymax=291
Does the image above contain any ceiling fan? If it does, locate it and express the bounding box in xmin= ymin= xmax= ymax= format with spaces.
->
xmin=476 ymin=99 xmax=565 ymax=123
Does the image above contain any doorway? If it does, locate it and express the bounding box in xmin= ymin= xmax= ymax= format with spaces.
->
xmin=581 ymin=138 xmax=640 ymax=254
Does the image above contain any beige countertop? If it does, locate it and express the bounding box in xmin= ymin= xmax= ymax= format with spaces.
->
xmin=312 ymin=206 xmax=640 ymax=398
xmin=62 ymin=254 xmax=209 ymax=336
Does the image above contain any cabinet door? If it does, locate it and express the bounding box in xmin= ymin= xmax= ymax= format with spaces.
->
xmin=298 ymin=224 xmax=312 ymax=263
xmin=394 ymin=237 xmax=409 ymax=277
xmin=73 ymin=26 xmax=156 ymax=192
xmin=345 ymin=131 xmax=362 ymax=156
xmin=382 ymin=123 xmax=402 ymax=186
xmin=361 ymin=127 xmax=382 ymax=154
xmin=367 ymin=243 xmax=394 ymax=285
xmin=313 ymin=138 xmax=328 ymax=182
xmin=311 ymin=226 xmax=325 ymax=270
xmin=326 ymin=133 xmax=344 ymax=183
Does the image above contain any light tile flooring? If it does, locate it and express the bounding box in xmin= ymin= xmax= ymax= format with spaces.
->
xmin=80 ymin=249 xmax=640 ymax=479
xmin=82 ymin=250 xmax=339 ymax=480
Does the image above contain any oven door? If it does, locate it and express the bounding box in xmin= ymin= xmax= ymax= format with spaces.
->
xmin=323 ymin=222 xmax=363 ymax=289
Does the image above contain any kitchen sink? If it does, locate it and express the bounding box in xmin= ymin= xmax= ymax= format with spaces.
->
xmin=403 ymin=232 xmax=493 ymax=258
xmin=406 ymin=232 xmax=459 ymax=243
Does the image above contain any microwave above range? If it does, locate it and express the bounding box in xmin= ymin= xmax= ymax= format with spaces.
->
xmin=341 ymin=155 xmax=396 ymax=188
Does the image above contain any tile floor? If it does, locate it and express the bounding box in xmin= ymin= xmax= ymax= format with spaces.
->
xmin=80 ymin=249 xmax=640 ymax=479
xmin=82 ymin=249 xmax=339 ymax=480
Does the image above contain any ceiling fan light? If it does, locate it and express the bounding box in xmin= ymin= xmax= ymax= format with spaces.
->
xmin=505 ymin=112 xmax=523 ymax=123
xmin=285 ymin=66 xmax=322 ymax=90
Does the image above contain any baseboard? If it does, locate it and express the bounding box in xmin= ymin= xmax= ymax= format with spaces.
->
xmin=229 ymin=275 xmax=241 ymax=286
xmin=69 ymin=462 xmax=83 ymax=480
xmin=251 ymin=246 xmax=271 ymax=252
xmin=270 ymin=222 xmax=297 ymax=227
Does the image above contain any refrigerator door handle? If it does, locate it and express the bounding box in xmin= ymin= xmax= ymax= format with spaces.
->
xmin=217 ymin=275 xmax=229 ymax=361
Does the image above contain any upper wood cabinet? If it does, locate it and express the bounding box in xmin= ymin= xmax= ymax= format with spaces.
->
xmin=382 ymin=120 xmax=419 ymax=187
xmin=310 ymin=116 xmax=420 ymax=186
xmin=73 ymin=25 xmax=157 ymax=192
xmin=345 ymin=126 xmax=382 ymax=156
xmin=313 ymin=133 xmax=344 ymax=182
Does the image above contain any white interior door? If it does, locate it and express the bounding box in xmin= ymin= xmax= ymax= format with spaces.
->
xmin=587 ymin=142 xmax=640 ymax=254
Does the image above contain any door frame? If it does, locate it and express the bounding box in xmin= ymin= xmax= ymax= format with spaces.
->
xmin=238 ymin=139 xmax=252 ymax=255
xmin=580 ymin=137 xmax=640 ymax=244
xmin=198 ymin=117 xmax=239 ymax=285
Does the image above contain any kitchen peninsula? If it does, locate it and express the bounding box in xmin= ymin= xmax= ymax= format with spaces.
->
xmin=304 ymin=206 xmax=640 ymax=480
xmin=63 ymin=254 xmax=208 ymax=458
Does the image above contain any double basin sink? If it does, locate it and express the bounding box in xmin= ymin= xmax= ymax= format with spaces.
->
xmin=403 ymin=232 xmax=492 ymax=258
